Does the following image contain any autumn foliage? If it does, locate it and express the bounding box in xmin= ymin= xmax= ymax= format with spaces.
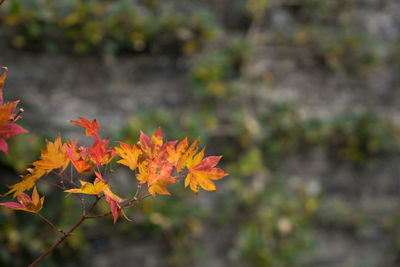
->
xmin=0 ymin=68 xmax=228 ymax=266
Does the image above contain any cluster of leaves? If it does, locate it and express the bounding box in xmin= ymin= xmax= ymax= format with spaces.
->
xmin=1 ymin=0 xmax=218 ymax=55
xmin=1 ymin=117 xmax=227 ymax=222
xmin=0 ymin=69 xmax=228 ymax=265
xmin=119 ymin=108 xmax=218 ymax=146
xmin=113 ymin=98 xmax=399 ymax=265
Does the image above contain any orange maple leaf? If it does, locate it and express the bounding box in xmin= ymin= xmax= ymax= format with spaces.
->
xmin=166 ymin=137 xmax=188 ymax=168
xmin=65 ymin=140 xmax=94 ymax=173
xmin=185 ymin=148 xmax=228 ymax=194
xmin=0 ymin=186 xmax=44 ymax=213
xmin=33 ymin=135 xmax=70 ymax=173
xmin=148 ymin=177 xmax=176 ymax=197
xmin=137 ymin=157 xmax=176 ymax=197
xmin=114 ymin=142 xmax=143 ymax=171
xmin=167 ymin=137 xmax=199 ymax=173
xmin=70 ymin=117 xmax=100 ymax=139
xmin=139 ymin=127 xmax=174 ymax=160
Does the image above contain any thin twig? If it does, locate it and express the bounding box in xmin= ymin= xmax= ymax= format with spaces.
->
xmin=78 ymin=194 xmax=85 ymax=215
xmin=86 ymin=193 xmax=150 ymax=220
xmin=29 ymin=196 xmax=102 ymax=267
xmin=38 ymin=179 xmax=64 ymax=190
xmin=36 ymin=213 xmax=66 ymax=235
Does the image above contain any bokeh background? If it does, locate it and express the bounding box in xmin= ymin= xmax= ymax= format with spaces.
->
xmin=1 ymin=0 xmax=400 ymax=266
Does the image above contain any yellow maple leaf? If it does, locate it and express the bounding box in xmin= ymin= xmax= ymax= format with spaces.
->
xmin=114 ymin=142 xmax=143 ymax=171
xmin=33 ymin=135 xmax=70 ymax=172
xmin=3 ymin=167 xmax=46 ymax=198
xmin=64 ymin=180 xmax=108 ymax=195
xmin=185 ymin=147 xmax=229 ymax=194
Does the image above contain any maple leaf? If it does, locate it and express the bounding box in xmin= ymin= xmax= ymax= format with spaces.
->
xmin=65 ymin=140 xmax=94 ymax=173
xmin=148 ymin=177 xmax=176 ymax=197
xmin=0 ymin=186 xmax=44 ymax=213
xmin=185 ymin=148 xmax=228 ymax=194
xmin=139 ymin=127 xmax=174 ymax=160
xmin=136 ymin=159 xmax=150 ymax=185
xmin=3 ymin=167 xmax=46 ymax=198
xmin=105 ymin=195 xmax=131 ymax=224
xmin=104 ymin=190 xmax=130 ymax=224
xmin=70 ymin=117 xmax=100 ymax=139
xmin=137 ymin=157 xmax=176 ymax=197
xmin=0 ymin=67 xmax=28 ymax=154
xmin=33 ymin=135 xmax=70 ymax=173
xmin=166 ymin=137 xmax=188 ymax=167
xmin=167 ymin=137 xmax=200 ymax=173
xmin=64 ymin=180 xmax=109 ymax=195
xmin=94 ymin=171 xmax=129 ymax=223
xmin=88 ymin=137 xmax=115 ymax=166
xmin=114 ymin=142 xmax=143 ymax=171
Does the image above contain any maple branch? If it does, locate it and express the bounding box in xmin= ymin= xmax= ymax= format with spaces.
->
xmin=36 ymin=213 xmax=66 ymax=235
xmin=85 ymin=213 xmax=110 ymax=219
xmin=29 ymin=196 xmax=102 ymax=267
xmin=38 ymin=179 xmax=65 ymax=190
xmin=86 ymin=194 xmax=149 ymax=220
xmin=134 ymin=183 xmax=142 ymax=199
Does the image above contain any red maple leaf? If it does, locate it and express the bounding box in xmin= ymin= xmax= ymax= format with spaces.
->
xmin=0 ymin=67 xmax=27 ymax=154
xmin=70 ymin=117 xmax=100 ymax=139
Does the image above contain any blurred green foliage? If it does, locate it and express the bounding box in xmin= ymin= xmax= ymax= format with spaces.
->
xmin=237 ymin=0 xmax=388 ymax=75
xmin=259 ymin=104 xmax=397 ymax=164
xmin=314 ymin=197 xmax=367 ymax=236
xmin=1 ymin=0 xmax=219 ymax=55
xmin=293 ymin=27 xmax=385 ymax=75
xmin=286 ymin=0 xmax=356 ymax=25
xmin=236 ymin=179 xmax=317 ymax=266
xmin=190 ymin=38 xmax=251 ymax=99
